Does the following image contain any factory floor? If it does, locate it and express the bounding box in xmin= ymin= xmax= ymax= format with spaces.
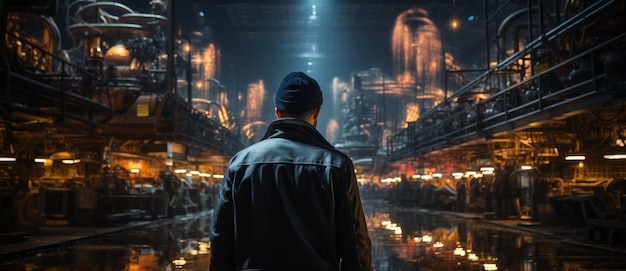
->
xmin=0 ymin=220 xmax=155 ymax=258
xmin=1 ymin=207 xmax=625 ymax=261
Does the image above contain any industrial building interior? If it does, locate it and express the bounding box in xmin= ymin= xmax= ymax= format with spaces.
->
xmin=1 ymin=0 xmax=626 ymax=250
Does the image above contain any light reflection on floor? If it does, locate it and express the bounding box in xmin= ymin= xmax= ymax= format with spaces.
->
xmin=363 ymin=199 xmax=626 ymax=271
xmin=2 ymin=200 xmax=626 ymax=270
xmin=1 ymin=214 xmax=211 ymax=271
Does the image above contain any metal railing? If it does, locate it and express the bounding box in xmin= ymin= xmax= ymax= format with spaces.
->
xmin=388 ymin=27 xmax=626 ymax=161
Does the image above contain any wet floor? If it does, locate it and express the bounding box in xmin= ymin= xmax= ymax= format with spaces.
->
xmin=364 ymin=200 xmax=626 ymax=271
xmin=1 ymin=199 xmax=626 ymax=270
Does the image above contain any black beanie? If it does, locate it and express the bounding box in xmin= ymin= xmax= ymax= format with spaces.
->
xmin=275 ymin=71 xmax=323 ymax=113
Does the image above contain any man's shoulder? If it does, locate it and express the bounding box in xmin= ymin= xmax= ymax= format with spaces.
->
xmin=228 ymin=138 xmax=352 ymax=168
xmin=227 ymin=139 xmax=282 ymax=164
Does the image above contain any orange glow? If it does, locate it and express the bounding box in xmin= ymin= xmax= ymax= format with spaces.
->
xmin=405 ymin=103 xmax=419 ymax=125
xmin=105 ymin=44 xmax=131 ymax=65
xmin=392 ymin=8 xmax=444 ymax=115
xmin=246 ymin=80 xmax=265 ymax=119
xmin=202 ymin=44 xmax=218 ymax=83
xmin=128 ymin=161 xmax=142 ymax=172
xmin=186 ymin=43 xmax=219 ymax=100
xmin=326 ymin=118 xmax=339 ymax=144
xmin=450 ymin=18 xmax=459 ymax=29
xmin=197 ymin=44 xmax=219 ymax=100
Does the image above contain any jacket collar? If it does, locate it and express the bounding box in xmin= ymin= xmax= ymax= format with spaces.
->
xmin=261 ymin=118 xmax=334 ymax=149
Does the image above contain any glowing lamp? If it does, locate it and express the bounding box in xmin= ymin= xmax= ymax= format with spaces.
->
xmin=604 ymin=154 xmax=626 ymax=159
xmin=0 ymin=155 xmax=16 ymax=162
xmin=565 ymin=154 xmax=585 ymax=161
xmin=105 ymin=44 xmax=131 ymax=65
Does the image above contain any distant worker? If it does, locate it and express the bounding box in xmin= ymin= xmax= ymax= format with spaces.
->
xmin=210 ymin=71 xmax=373 ymax=271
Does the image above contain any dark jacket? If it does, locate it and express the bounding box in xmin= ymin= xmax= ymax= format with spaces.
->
xmin=210 ymin=118 xmax=373 ymax=271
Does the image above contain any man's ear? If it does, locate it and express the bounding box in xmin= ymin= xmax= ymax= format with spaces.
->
xmin=275 ymin=107 xmax=283 ymax=118
xmin=313 ymin=107 xmax=321 ymax=120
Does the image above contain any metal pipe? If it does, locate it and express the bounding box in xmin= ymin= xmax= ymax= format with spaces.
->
xmin=166 ymin=0 xmax=175 ymax=94
xmin=181 ymin=35 xmax=192 ymax=104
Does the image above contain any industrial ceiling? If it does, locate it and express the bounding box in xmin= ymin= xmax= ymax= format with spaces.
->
xmin=174 ymin=0 xmax=487 ymax=84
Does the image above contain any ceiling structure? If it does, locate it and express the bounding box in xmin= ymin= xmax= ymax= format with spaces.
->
xmin=175 ymin=0 xmax=487 ymax=87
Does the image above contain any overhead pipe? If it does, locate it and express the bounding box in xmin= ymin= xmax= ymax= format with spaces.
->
xmin=496 ymin=7 xmax=539 ymax=61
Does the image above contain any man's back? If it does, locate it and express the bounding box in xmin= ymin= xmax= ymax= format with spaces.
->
xmin=210 ymin=119 xmax=372 ymax=271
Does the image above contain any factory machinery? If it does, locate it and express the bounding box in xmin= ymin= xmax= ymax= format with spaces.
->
xmin=385 ymin=0 xmax=626 ymax=244
xmin=0 ymin=0 xmax=243 ymax=238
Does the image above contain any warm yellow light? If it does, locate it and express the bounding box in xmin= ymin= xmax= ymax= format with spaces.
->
xmin=198 ymin=241 xmax=210 ymax=254
xmin=382 ymin=220 xmax=403 ymax=235
xmin=173 ymin=257 xmax=187 ymax=267
xmin=130 ymin=168 xmax=140 ymax=173
xmin=454 ymin=247 xmax=466 ymax=256
xmin=464 ymin=171 xmax=476 ymax=177
xmin=483 ymin=263 xmax=498 ymax=270
xmin=62 ymin=159 xmax=80 ymax=164
xmin=381 ymin=177 xmax=401 ymax=183
xmin=604 ymin=154 xmax=626 ymax=159
xmin=104 ymin=44 xmax=131 ymax=65
xmin=450 ymin=19 xmax=459 ymax=29
xmin=213 ymin=174 xmax=224 ymax=179
xmin=49 ymin=151 xmax=75 ymax=160
xmin=520 ymin=165 xmax=532 ymax=170
xmin=0 ymin=156 xmax=16 ymax=162
xmin=565 ymin=155 xmax=585 ymax=161
xmin=174 ymin=169 xmax=187 ymax=174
